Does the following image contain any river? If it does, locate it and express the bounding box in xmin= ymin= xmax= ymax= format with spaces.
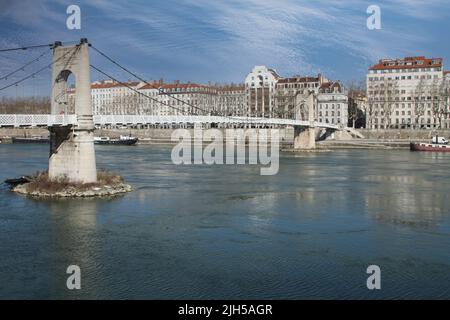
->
xmin=0 ymin=144 xmax=449 ymax=299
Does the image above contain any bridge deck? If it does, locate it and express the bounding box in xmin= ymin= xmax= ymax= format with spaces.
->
xmin=0 ymin=114 xmax=340 ymax=130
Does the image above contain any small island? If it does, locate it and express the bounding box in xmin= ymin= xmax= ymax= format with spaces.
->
xmin=10 ymin=170 xmax=132 ymax=198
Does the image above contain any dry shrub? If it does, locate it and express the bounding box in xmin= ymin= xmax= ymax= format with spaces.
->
xmin=97 ymin=169 xmax=124 ymax=185
xmin=25 ymin=169 xmax=124 ymax=193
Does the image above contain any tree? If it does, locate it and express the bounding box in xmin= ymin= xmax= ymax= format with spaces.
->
xmin=0 ymin=96 xmax=50 ymax=114
xmin=431 ymin=78 xmax=445 ymax=129
xmin=380 ymin=77 xmax=398 ymax=129
xmin=413 ymin=78 xmax=426 ymax=129
xmin=347 ymin=79 xmax=366 ymax=128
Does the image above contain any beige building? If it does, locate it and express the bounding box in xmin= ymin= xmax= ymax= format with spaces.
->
xmin=317 ymin=81 xmax=348 ymax=126
xmin=245 ymin=66 xmax=281 ymax=117
xmin=275 ymin=74 xmax=328 ymax=119
xmin=366 ymin=56 xmax=449 ymax=129
xmin=68 ymin=80 xmax=246 ymax=117
xmin=215 ymin=84 xmax=246 ymax=116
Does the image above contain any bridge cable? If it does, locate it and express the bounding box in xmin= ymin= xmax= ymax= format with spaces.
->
xmin=0 ymin=48 xmax=51 ymax=81
xmin=0 ymin=47 xmax=80 ymax=92
xmin=0 ymin=43 xmax=53 ymax=53
xmin=90 ymin=44 xmax=259 ymax=123
xmin=90 ymin=64 xmax=191 ymax=115
xmin=90 ymin=44 xmax=219 ymax=116
xmin=0 ymin=41 xmax=80 ymax=53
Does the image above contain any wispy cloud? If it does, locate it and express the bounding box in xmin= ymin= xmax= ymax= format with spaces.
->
xmin=0 ymin=0 xmax=449 ymax=96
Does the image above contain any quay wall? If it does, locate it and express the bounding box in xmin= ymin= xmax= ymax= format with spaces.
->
xmin=357 ymin=129 xmax=450 ymax=140
xmin=0 ymin=127 xmax=295 ymax=144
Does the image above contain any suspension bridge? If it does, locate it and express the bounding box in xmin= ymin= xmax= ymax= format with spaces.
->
xmin=0 ymin=38 xmax=346 ymax=183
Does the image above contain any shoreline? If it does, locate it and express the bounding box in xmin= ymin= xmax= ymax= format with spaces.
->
xmin=0 ymin=127 xmax=442 ymax=150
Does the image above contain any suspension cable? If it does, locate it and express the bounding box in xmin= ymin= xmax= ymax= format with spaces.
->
xmin=90 ymin=44 xmax=213 ymax=116
xmin=0 ymin=47 xmax=79 ymax=92
xmin=0 ymin=48 xmax=51 ymax=81
xmin=0 ymin=40 xmax=80 ymax=53
xmin=0 ymin=43 xmax=53 ymax=53
xmin=90 ymin=64 xmax=191 ymax=115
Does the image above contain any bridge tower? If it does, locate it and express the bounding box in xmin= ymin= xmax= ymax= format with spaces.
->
xmin=293 ymin=92 xmax=316 ymax=149
xmin=48 ymin=39 xmax=97 ymax=183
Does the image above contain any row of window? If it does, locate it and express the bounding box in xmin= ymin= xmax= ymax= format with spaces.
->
xmin=368 ymin=67 xmax=441 ymax=74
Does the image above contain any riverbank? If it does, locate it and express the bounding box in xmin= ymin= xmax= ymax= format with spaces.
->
xmin=1 ymin=127 xmax=445 ymax=150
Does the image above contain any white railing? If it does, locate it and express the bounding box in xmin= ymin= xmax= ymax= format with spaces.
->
xmin=0 ymin=114 xmax=340 ymax=130
xmin=0 ymin=114 xmax=77 ymax=127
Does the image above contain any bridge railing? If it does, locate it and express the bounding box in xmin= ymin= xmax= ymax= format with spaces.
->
xmin=0 ymin=114 xmax=77 ymax=127
xmin=0 ymin=114 xmax=339 ymax=130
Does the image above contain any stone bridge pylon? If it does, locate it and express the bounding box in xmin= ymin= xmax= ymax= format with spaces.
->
xmin=293 ymin=92 xmax=316 ymax=149
xmin=48 ymin=38 xmax=97 ymax=183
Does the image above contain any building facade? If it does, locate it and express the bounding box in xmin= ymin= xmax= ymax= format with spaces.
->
xmin=366 ymin=56 xmax=449 ymax=129
xmin=275 ymin=74 xmax=329 ymax=119
xmin=68 ymin=80 xmax=246 ymax=117
xmin=317 ymin=81 xmax=348 ymax=126
xmin=215 ymin=84 xmax=246 ymax=116
xmin=245 ymin=66 xmax=281 ymax=117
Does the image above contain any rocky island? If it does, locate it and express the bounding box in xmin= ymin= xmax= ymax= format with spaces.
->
xmin=9 ymin=170 xmax=132 ymax=198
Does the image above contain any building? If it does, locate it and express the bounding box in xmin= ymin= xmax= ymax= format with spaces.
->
xmin=275 ymin=74 xmax=329 ymax=119
xmin=245 ymin=66 xmax=281 ymax=117
xmin=68 ymin=79 xmax=246 ymax=117
xmin=67 ymin=80 xmax=145 ymax=115
xmin=215 ymin=84 xmax=246 ymax=116
xmin=317 ymin=81 xmax=348 ymax=126
xmin=274 ymin=73 xmax=348 ymax=125
xmin=366 ymin=56 xmax=448 ymax=129
xmin=144 ymin=81 xmax=216 ymax=116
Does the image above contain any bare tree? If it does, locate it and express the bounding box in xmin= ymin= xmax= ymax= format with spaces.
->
xmin=347 ymin=79 xmax=366 ymax=128
xmin=380 ymin=77 xmax=398 ymax=129
xmin=413 ymin=78 xmax=426 ymax=129
xmin=0 ymin=97 xmax=50 ymax=114
xmin=431 ymin=78 xmax=445 ymax=128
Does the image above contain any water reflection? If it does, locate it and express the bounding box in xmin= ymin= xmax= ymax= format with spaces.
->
xmin=1 ymin=145 xmax=450 ymax=299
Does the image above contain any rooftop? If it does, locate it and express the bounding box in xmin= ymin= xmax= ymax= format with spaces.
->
xmin=369 ymin=56 xmax=443 ymax=71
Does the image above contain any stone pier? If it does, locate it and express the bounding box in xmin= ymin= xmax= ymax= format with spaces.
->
xmin=293 ymin=92 xmax=316 ymax=150
xmin=293 ymin=126 xmax=316 ymax=149
xmin=48 ymin=39 xmax=97 ymax=183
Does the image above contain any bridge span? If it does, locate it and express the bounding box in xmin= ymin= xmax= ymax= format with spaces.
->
xmin=0 ymin=114 xmax=340 ymax=130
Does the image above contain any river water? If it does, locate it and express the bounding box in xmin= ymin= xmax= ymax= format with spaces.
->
xmin=0 ymin=144 xmax=449 ymax=299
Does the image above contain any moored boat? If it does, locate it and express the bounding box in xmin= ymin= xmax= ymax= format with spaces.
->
xmin=410 ymin=142 xmax=450 ymax=152
xmin=94 ymin=135 xmax=138 ymax=145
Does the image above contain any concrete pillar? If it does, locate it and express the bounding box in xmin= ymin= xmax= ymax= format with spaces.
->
xmin=293 ymin=126 xmax=316 ymax=149
xmin=48 ymin=39 xmax=97 ymax=183
xmin=293 ymin=92 xmax=316 ymax=149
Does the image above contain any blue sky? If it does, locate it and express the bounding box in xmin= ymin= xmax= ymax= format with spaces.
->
xmin=1 ymin=0 xmax=449 ymax=96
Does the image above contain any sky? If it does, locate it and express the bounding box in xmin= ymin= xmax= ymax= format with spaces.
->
xmin=0 ymin=0 xmax=449 ymax=97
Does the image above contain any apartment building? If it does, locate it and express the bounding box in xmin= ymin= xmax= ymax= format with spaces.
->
xmin=275 ymin=74 xmax=328 ymax=119
xmin=215 ymin=84 xmax=246 ymax=116
xmin=366 ymin=56 xmax=448 ymax=129
xmin=245 ymin=66 xmax=281 ymax=117
xmin=317 ymin=81 xmax=348 ymax=126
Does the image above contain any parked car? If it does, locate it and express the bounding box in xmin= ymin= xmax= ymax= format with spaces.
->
xmin=431 ymin=136 xmax=448 ymax=144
